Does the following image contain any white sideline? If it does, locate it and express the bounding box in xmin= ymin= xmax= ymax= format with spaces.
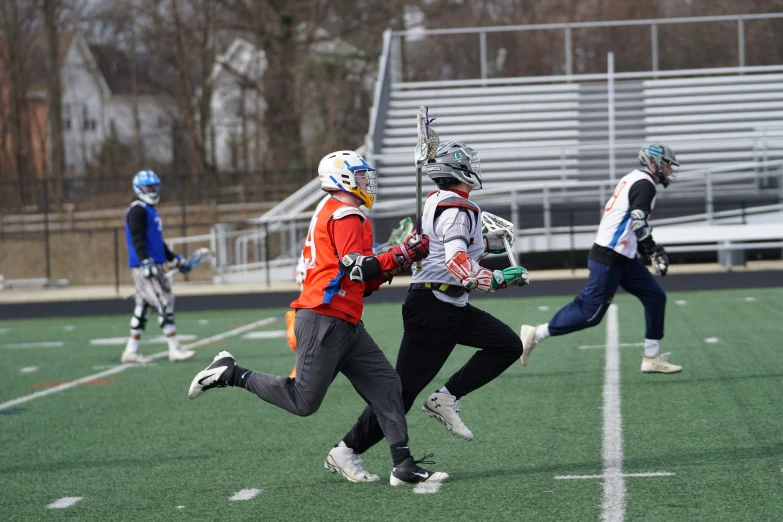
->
xmin=413 ymin=482 xmax=443 ymax=494
xmin=0 ymin=316 xmax=279 ymax=412
xmin=602 ymin=304 xmax=625 ymax=522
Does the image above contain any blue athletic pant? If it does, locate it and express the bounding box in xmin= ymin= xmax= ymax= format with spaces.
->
xmin=548 ymin=257 xmax=666 ymax=339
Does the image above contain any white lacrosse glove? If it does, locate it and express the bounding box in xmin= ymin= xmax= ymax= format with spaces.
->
xmin=141 ymin=258 xmax=158 ymax=279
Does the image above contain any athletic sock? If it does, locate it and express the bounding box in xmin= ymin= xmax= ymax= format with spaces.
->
xmin=228 ymin=366 xmax=251 ymax=388
xmin=390 ymin=443 xmax=411 ymax=466
xmin=438 ymin=386 xmax=450 ymax=395
xmin=643 ymin=339 xmax=660 ymax=358
xmin=336 ymin=441 xmax=348 ymax=449
xmin=125 ymin=337 xmax=140 ymax=354
xmin=162 ymin=324 xmax=179 ymax=352
xmin=535 ymin=323 xmax=550 ymax=342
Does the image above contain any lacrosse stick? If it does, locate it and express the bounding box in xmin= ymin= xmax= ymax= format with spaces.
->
xmin=482 ymin=211 xmax=517 ymax=266
xmin=164 ymin=247 xmax=214 ymax=278
xmin=414 ymin=106 xmax=440 ymax=270
xmin=372 ymin=217 xmax=415 ymax=254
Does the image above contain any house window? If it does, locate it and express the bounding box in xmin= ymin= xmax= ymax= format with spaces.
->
xmin=63 ymin=105 xmax=71 ymax=131
xmin=82 ymin=105 xmax=97 ymax=132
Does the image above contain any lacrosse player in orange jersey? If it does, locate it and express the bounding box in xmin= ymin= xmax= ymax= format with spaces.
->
xmin=189 ymin=150 xmax=448 ymax=486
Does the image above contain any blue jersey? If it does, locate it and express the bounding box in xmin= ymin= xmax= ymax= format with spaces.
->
xmin=126 ymin=201 xmax=167 ymax=267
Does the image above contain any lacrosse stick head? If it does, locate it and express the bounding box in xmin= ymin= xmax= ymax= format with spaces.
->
xmin=481 ymin=211 xmax=517 ymax=247
xmin=415 ymin=106 xmax=440 ymax=165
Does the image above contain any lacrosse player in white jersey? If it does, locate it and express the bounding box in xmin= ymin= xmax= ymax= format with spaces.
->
xmin=520 ymin=144 xmax=682 ymax=374
xmin=325 ymin=141 xmax=529 ymax=481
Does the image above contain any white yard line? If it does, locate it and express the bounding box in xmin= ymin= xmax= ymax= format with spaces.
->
xmin=90 ymin=334 xmax=197 ymax=346
xmin=578 ymin=342 xmax=643 ymax=350
xmin=242 ymin=330 xmax=286 ymax=339
xmin=555 ymin=472 xmax=675 ymax=480
xmin=602 ymin=304 xmax=625 ymax=522
xmin=1 ymin=342 xmax=64 ymax=349
xmin=19 ymin=366 xmax=39 ymax=373
xmin=47 ymin=497 xmax=83 ymax=509
xmin=0 ymin=316 xmax=279 ymax=412
xmin=229 ymin=489 xmax=262 ymax=501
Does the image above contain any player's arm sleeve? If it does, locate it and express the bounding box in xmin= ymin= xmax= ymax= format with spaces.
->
xmin=628 ymin=180 xmax=657 ymax=252
xmin=330 ymin=216 xmax=387 ymax=282
xmin=163 ymin=243 xmax=176 ymax=262
xmin=127 ymin=205 xmax=149 ymax=260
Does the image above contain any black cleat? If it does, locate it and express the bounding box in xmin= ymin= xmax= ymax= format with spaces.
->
xmin=188 ymin=351 xmax=236 ymax=399
xmin=390 ymin=454 xmax=449 ymax=486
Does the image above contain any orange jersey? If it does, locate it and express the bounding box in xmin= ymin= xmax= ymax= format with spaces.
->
xmin=291 ymin=197 xmax=395 ymax=324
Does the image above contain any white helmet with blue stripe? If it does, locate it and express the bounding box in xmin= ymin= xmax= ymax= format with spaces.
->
xmin=133 ymin=170 xmax=161 ymax=205
xmin=317 ymin=150 xmax=377 ymax=209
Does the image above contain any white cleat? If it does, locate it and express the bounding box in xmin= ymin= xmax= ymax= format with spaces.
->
xmin=121 ymin=351 xmax=152 ymax=364
xmin=169 ymin=348 xmax=197 ymax=362
xmin=324 ymin=446 xmax=380 ymax=483
xmin=519 ymin=324 xmax=539 ymax=366
xmin=422 ymin=392 xmax=473 ymax=441
xmin=641 ymin=352 xmax=683 ymax=374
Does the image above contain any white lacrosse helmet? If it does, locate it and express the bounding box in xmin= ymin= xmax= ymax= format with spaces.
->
xmin=318 ymin=151 xmax=377 ymax=209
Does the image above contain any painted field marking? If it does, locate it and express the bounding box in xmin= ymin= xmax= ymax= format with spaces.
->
xmin=578 ymin=342 xmax=643 ymax=350
xmin=90 ymin=334 xmax=197 ymax=346
xmin=556 ymin=472 xmax=676 ymax=480
xmin=198 ymin=319 xmax=209 ymax=325
xmin=19 ymin=366 xmax=39 ymax=373
xmin=413 ymin=482 xmax=443 ymax=494
xmin=63 ymin=325 xmax=75 ymax=332
xmin=242 ymin=330 xmax=286 ymax=340
xmin=229 ymin=489 xmax=262 ymax=501
xmin=0 ymin=316 xmax=279 ymax=412
xmin=0 ymin=328 xmax=9 ymax=334
xmin=704 ymin=337 xmax=720 ymax=344
xmin=538 ymin=305 xmax=550 ymax=311
xmin=745 ymin=297 xmax=756 ymax=302
xmin=47 ymin=497 xmax=83 ymax=509
xmin=602 ymin=304 xmax=625 ymax=522
xmin=675 ymin=300 xmax=687 ymax=305
xmin=2 ymin=342 xmax=64 ymax=349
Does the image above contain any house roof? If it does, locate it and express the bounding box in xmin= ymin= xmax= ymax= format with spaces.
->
xmin=89 ymin=44 xmax=160 ymax=96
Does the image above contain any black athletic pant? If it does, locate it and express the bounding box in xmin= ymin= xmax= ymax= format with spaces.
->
xmin=342 ymin=289 xmax=524 ymax=455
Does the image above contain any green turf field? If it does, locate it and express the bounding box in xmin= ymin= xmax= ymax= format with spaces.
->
xmin=1 ymin=287 xmax=782 ymax=521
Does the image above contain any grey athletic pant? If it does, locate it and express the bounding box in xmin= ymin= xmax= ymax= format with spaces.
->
xmin=130 ymin=265 xmax=174 ymax=334
xmin=243 ymin=309 xmax=409 ymax=448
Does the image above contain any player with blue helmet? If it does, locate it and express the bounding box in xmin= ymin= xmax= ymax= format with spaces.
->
xmin=122 ymin=170 xmax=196 ymax=364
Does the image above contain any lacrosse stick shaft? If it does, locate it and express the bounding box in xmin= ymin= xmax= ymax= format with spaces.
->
xmin=503 ymin=237 xmax=516 ymax=266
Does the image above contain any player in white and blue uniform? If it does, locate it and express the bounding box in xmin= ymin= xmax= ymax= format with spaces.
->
xmin=520 ymin=144 xmax=683 ymax=374
xmin=122 ymin=170 xmax=196 ymax=364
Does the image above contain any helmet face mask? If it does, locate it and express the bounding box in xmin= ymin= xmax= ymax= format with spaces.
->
xmin=638 ymin=143 xmax=679 ymax=188
xmin=427 ymin=140 xmax=483 ymax=189
xmin=318 ymin=151 xmax=377 ymax=208
xmin=133 ymin=170 xmax=161 ymax=205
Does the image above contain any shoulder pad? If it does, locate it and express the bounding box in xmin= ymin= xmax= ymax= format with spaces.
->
xmin=437 ymin=196 xmax=479 ymax=214
xmin=331 ymin=206 xmax=366 ymax=222
xmin=129 ymin=200 xmax=147 ymax=209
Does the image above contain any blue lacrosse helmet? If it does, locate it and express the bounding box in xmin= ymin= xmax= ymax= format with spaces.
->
xmin=133 ymin=170 xmax=161 ymax=205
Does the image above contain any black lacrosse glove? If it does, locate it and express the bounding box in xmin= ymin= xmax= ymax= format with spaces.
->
xmin=647 ymin=245 xmax=669 ymax=276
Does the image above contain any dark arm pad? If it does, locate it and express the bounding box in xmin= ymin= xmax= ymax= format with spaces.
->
xmin=340 ymin=252 xmax=382 ymax=283
xmin=127 ymin=205 xmax=149 ymax=260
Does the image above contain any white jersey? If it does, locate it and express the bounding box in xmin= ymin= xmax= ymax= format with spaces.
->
xmin=594 ymin=170 xmax=657 ymax=259
xmin=413 ymin=190 xmax=484 ymax=307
